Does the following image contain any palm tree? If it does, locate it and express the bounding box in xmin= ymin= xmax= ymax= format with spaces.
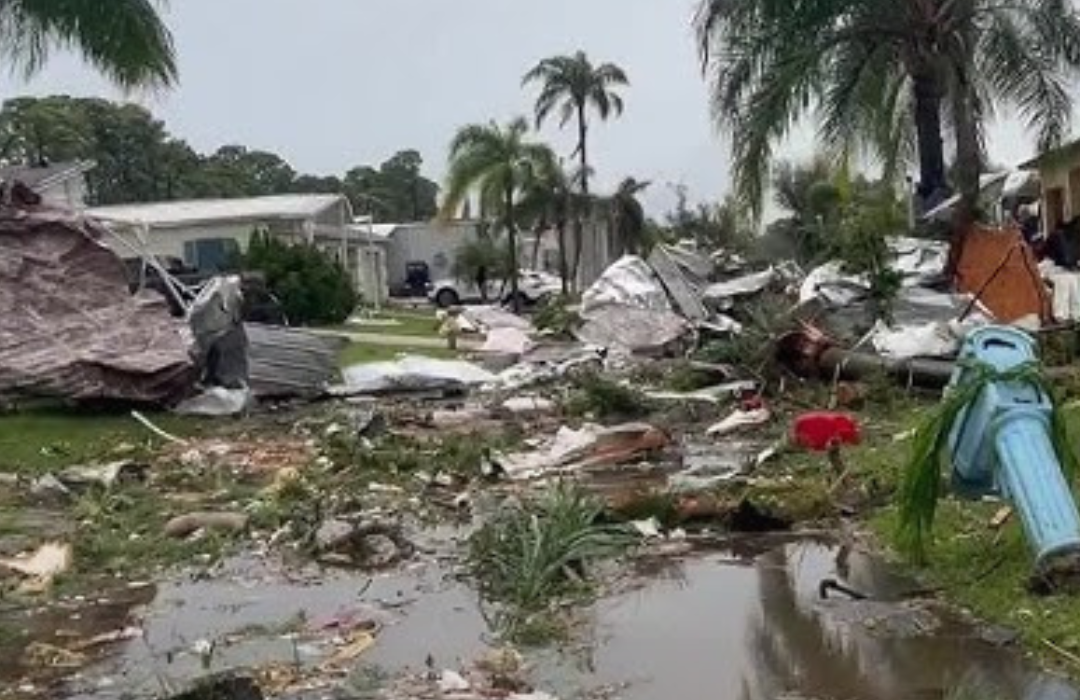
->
xmin=522 ymin=51 xmax=629 ymax=197
xmin=695 ymin=0 xmax=1080 ymax=230
xmin=1 ymin=0 xmax=177 ymax=89
xmin=517 ymin=156 xmax=573 ymax=293
xmin=524 ymin=52 xmax=629 ymax=290
xmin=440 ymin=118 xmax=557 ymax=311
xmin=607 ymin=177 xmax=650 ymax=256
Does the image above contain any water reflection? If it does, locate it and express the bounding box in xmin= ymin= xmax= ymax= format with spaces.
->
xmin=740 ymin=542 xmax=1079 ymax=700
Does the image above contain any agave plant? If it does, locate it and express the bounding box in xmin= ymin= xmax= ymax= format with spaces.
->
xmin=468 ymin=483 xmax=632 ymax=612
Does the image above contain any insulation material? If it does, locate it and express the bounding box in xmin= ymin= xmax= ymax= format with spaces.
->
xmin=954 ymin=226 xmax=1049 ymax=323
xmin=0 ymin=208 xmax=195 ymax=405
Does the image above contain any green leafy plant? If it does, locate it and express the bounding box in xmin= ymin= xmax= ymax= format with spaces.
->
xmin=829 ymin=187 xmax=906 ymax=323
xmin=897 ymin=361 xmax=1079 ymax=564
xmin=468 ymin=484 xmax=632 ymax=614
xmin=563 ymin=374 xmax=650 ymax=419
xmin=533 ymin=294 xmax=579 ymax=337
xmin=243 ymin=231 xmax=357 ymax=325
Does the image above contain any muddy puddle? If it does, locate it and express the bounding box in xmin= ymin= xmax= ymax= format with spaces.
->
xmin=11 ymin=534 xmax=1080 ymax=699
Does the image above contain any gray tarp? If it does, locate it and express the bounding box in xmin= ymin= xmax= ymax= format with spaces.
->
xmin=0 ymin=208 xmax=195 ymax=404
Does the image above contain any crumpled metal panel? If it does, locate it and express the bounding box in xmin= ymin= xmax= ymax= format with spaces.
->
xmin=0 ymin=208 xmax=195 ymax=405
xmin=246 ymin=323 xmax=346 ymax=398
xmin=574 ymin=304 xmax=694 ymax=357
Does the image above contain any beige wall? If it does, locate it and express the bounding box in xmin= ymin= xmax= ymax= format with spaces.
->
xmin=1039 ymin=159 xmax=1080 ymax=232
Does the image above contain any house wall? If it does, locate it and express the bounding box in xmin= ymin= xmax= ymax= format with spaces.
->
xmin=1039 ymin=160 xmax=1080 ymax=232
xmin=39 ymin=175 xmax=90 ymax=210
xmin=384 ymin=221 xmax=478 ymax=292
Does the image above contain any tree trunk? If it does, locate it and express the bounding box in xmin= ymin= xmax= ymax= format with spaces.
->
xmin=911 ymin=70 xmax=948 ymax=214
xmin=577 ymin=102 xmax=589 ymax=196
xmin=557 ymin=221 xmax=569 ymax=295
xmin=947 ymin=47 xmax=982 ymax=279
xmin=571 ymin=216 xmax=584 ymax=291
xmin=506 ymin=183 xmax=520 ymax=313
xmin=573 ymin=102 xmax=589 ymax=294
xmin=530 ymin=224 xmax=544 ymax=271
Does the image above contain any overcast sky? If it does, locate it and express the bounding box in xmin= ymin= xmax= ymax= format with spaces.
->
xmin=0 ymin=0 xmax=1049 ymax=217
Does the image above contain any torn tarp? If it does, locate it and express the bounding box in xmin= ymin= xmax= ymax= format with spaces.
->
xmin=0 ymin=208 xmax=195 ymax=405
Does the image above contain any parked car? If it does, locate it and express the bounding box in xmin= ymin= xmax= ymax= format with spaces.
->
xmin=428 ymin=270 xmax=561 ymax=308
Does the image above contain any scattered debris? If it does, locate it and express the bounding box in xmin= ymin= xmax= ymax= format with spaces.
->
xmin=576 ymin=304 xmax=694 ymax=357
xmin=315 ymin=518 xmax=415 ymax=568
xmin=340 ymin=356 xmax=495 ymax=395
xmin=57 ymin=460 xmax=148 ymax=491
xmin=581 ymin=255 xmax=671 ymax=316
xmin=0 ymin=208 xmax=195 ymax=405
xmin=164 ymin=511 xmax=249 ymax=539
xmin=706 ymin=407 xmax=771 ymax=437
xmin=132 ymin=410 xmax=188 ymax=444
xmin=494 ymin=422 xmax=670 ymax=480
xmin=501 ymin=396 xmax=557 ymax=415
xmin=0 ymin=541 xmax=72 ymax=591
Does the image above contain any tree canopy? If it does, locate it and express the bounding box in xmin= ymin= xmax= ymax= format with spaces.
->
xmin=0 ymin=96 xmax=440 ymax=215
xmin=1 ymin=0 xmax=176 ymax=89
xmin=696 ymin=0 xmax=1080 ymax=218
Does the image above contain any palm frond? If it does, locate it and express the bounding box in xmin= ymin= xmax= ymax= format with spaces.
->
xmin=897 ymin=361 xmax=1079 ymax=564
xmin=0 ymin=0 xmax=177 ymax=88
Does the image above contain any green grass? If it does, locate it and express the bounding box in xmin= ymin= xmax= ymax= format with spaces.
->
xmin=0 ymin=408 xmax=203 ymax=475
xmin=840 ymin=400 xmax=1080 ymax=674
xmin=335 ymin=309 xmax=441 ymax=338
xmin=338 ymin=342 xmax=458 ymax=367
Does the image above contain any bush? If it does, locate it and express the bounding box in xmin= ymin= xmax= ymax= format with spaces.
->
xmin=243 ymin=231 xmax=357 ymax=325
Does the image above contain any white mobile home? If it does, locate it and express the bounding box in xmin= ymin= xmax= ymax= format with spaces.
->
xmin=87 ymin=194 xmax=389 ymax=303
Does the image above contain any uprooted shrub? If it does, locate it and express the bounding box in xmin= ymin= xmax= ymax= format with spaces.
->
xmin=468 ymin=485 xmax=632 ymax=627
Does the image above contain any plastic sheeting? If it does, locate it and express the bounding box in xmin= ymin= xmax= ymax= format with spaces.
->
xmin=340 ymin=356 xmax=495 ymax=394
xmin=580 ymin=255 xmax=671 ymax=317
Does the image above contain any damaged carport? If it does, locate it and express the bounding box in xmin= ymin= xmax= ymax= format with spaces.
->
xmin=0 ymin=205 xmax=343 ymax=411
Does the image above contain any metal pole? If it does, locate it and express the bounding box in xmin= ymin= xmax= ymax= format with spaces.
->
xmin=368 ymin=212 xmax=380 ymax=313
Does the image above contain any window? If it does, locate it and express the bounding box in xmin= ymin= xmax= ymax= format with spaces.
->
xmin=183 ymin=238 xmax=240 ymax=273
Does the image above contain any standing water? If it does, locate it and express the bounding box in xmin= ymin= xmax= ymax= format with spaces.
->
xmin=18 ymin=536 xmax=1080 ymax=699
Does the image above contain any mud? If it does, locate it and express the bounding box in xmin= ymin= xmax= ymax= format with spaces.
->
xmin=9 ymin=534 xmax=1079 ymax=699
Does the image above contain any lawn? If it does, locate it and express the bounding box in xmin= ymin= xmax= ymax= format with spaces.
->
xmin=338 ymin=342 xmax=459 ymax=367
xmin=0 ymin=408 xmax=205 ymax=475
xmin=336 ymin=308 xmax=441 ymax=338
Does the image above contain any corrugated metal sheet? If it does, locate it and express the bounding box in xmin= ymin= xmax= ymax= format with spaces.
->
xmin=0 ymin=208 xmax=195 ymax=405
xmin=246 ymin=323 xmax=346 ymax=398
xmin=647 ymin=246 xmax=710 ymax=321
